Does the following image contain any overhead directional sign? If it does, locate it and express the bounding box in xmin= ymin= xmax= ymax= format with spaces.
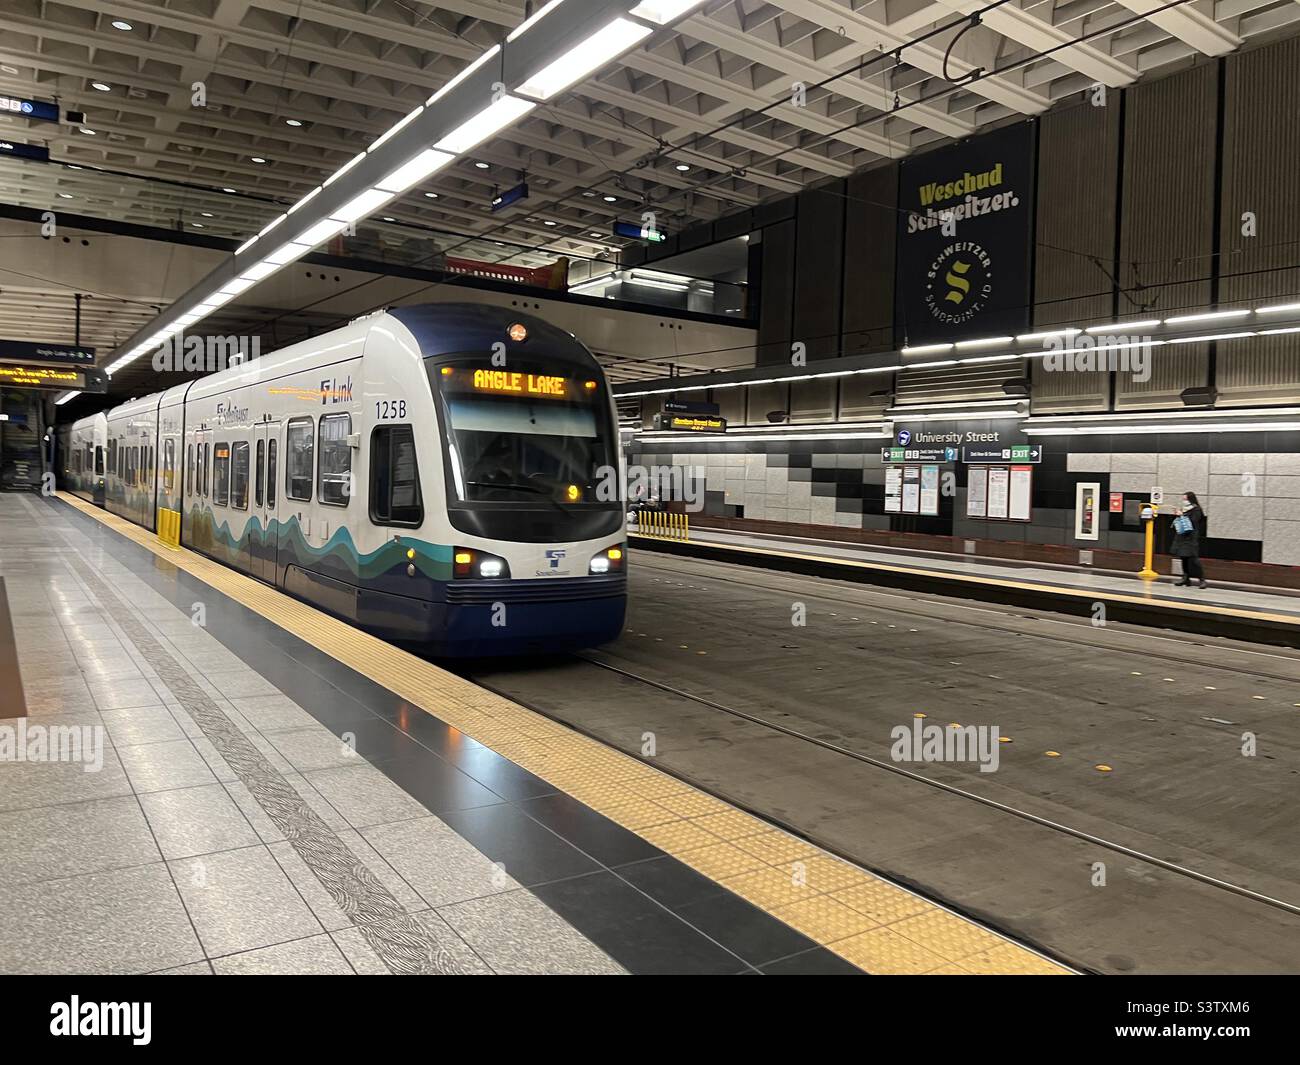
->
xmin=0 ymin=140 xmax=49 ymax=162
xmin=883 ymin=446 xmax=959 ymax=463
xmin=490 ymin=182 xmax=529 ymax=212
xmin=0 ymin=340 xmax=95 ymax=365
xmin=613 ymin=220 xmax=667 ymax=243
xmin=0 ymin=95 xmax=59 ymax=122
xmin=962 ymin=444 xmax=1042 ymax=463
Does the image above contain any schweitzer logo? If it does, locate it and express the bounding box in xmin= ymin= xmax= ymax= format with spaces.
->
xmin=896 ymin=429 xmax=911 ymax=446
xmin=545 ymin=549 xmax=567 ymax=569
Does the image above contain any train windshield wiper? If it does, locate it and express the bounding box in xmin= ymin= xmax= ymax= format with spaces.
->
xmin=465 ymin=479 xmax=569 ymax=513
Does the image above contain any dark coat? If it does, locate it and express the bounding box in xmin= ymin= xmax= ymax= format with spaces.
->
xmin=1171 ymin=505 xmax=1205 ymax=558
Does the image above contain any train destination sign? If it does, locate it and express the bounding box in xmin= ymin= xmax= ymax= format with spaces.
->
xmin=468 ymin=369 xmax=569 ymax=399
xmin=661 ymin=414 xmax=726 ymax=433
xmin=0 ymin=363 xmax=84 ymax=389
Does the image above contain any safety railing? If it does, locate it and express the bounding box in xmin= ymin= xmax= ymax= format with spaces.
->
xmin=631 ymin=510 xmax=689 ymax=541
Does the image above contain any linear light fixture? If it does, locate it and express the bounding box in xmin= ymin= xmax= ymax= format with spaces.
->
xmin=435 ymin=95 xmax=536 ymax=154
xmin=1084 ymin=319 xmax=1160 ymax=333
xmin=629 ymin=0 xmax=706 ymax=24
xmin=516 ymin=18 xmax=652 ymax=100
xmin=56 ymin=390 xmax=81 ymax=405
xmin=374 ymin=148 xmax=454 ymax=194
xmin=1016 ymin=328 xmax=1080 ymax=342
xmin=901 ymin=343 xmax=952 ymax=355
xmin=954 ymin=335 xmax=1013 ymax=349
xmin=428 ymin=45 xmax=500 ymax=105
xmin=1164 ymin=309 xmax=1250 ymax=325
xmin=331 ymin=187 xmax=396 ymax=224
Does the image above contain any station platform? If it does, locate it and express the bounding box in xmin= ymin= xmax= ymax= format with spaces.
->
xmin=0 ymin=492 xmax=1069 ymax=976
xmin=633 ymin=524 xmax=1300 ymax=648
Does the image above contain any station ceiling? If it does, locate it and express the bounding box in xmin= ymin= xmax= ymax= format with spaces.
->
xmin=0 ymin=0 xmax=1294 ymax=375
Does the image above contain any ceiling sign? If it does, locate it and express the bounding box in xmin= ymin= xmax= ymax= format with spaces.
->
xmin=0 ymin=95 xmax=60 ymax=122
xmin=0 ymin=340 xmax=95 ymax=365
xmin=0 ymin=140 xmax=50 ymax=162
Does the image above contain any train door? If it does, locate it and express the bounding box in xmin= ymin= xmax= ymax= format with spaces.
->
xmin=251 ymin=420 xmax=280 ymax=583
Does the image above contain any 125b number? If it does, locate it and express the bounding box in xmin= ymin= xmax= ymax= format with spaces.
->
xmin=375 ymin=400 xmax=406 ymax=420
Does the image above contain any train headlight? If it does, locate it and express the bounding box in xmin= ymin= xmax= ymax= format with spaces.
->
xmin=590 ymin=544 xmax=625 ymax=575
xmin=453 ymin=547 xmax=510 ymax=579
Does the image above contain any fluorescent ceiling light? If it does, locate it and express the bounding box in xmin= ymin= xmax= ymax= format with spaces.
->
xmin=1016 ymin=328 xmax=1079 ymax=342
xmin=1164 ymin=309 xmax=1249 ymax=324
xmin=508 ymin=0 xmax=566 ymax=40
xmin=1166 ymin=331 xmax=1254 ymax=344
xmin=331 ymin=187 xmax=395 ymax=224
xmin=629 ymin=0 xmax=706 ymax=25
xmin=368 ymin=106 xmax=423 ymax=153
xmin=324 ymin=151 xmax=366 ymax=188
xmin=1084 ymin=319 xmax=1160 ymax=333
xmin=56 ymin=391 xmax=81 ymax=405
xmin=954 ymin=335 xmax=1013 ymax=349
xmin=1255 ymin=302 xmax=1300 ymax=315
xmin=216 ymin=277 xmax=258 ymax=298
xmin=1258 ymin=326 xmax=1300 ymax=336
xmin=375 ymin=149 xmax=454 ymax=194
xmin=288 ymin=186 xmax=321 ymax=214
xmin=240 ymin=261 xmax=279 ymax=282
xmin=258 ymin=213 xmax=287 ymax=238
xmin=428 ymin=45 xmax=500 ymax=106
xmin=262 ymin=241 xmax=310 ymax=266
xmin=516 ymin=18 xmax=652 ymax=101
xmin=434 ymin=95 xmax=535 ymax=155
xmin=297 ymin=217 xmax=349 ymax=246
xmin=234 ymin=236 xmax=258 ymax=256
xmin=901 ymin=343 xmax=951 ymax=355
xmin=906 ymin=359 xmax=959 ymax=369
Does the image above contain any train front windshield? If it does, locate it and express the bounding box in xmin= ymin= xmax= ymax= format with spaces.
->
xmin=432 ymin=361 xmax=617 ymax=506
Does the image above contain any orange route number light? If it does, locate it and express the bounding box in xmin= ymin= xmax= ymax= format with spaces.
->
xmin=565 ymin=484 xmax=581 ymax=502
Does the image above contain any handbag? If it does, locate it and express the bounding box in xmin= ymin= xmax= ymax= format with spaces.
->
xmin=1173 ymin=514 xmax=1194 ymax=535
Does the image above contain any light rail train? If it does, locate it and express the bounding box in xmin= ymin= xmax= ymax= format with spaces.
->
xmin=58 ymin=304 xmax=627 ymax=655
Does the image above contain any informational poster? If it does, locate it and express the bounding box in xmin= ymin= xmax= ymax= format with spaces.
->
xmin=986 ymin=466 xmax=1010 ymax=520
xmin=967 ymin=466 xmax=988 ymax=518
xmin=1009 ymin=465 xmax=1033 ymax=521
xmin=894 ymin=123 xmax=1036 ymax=345
xmin=920 ymin=464 xmax=940 ymax=516
xmin=901 ymin=465 xmax=921 ymax=514
xmin=1109 ymin=492 xmax=1124 ymax=513
xmin=884 ymin=466 xmax=903 ymax=513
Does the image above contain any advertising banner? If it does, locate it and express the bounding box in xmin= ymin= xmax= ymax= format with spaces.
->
xmin=895 ymin=123 xmax=1036 ymax=345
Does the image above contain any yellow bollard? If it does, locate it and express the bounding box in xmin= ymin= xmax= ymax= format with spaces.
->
xmin=1138 ymin=500 xmax=1158 ymax=580
xmin=683 ymin=512 xmax=689 ymax=542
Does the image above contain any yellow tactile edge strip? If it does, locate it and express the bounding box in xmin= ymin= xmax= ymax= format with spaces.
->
xmin=57 ymin=493 xmax=1070 ymax=975
xmin=633 ymin=531 xmax=1300 ymax=627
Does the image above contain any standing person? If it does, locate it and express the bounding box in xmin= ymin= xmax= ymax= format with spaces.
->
xmin=1171 ymin=491 xmax=1208 ymax=588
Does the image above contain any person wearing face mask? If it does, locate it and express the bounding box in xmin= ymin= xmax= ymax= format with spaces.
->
xmin=1171 ymin=491 xmax=1207 ymax=588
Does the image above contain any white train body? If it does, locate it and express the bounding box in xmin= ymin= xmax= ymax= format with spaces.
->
xmin=80 ymin=304 xmax=627 ymax=655
xmin=58 ymin=412 xmax=107 ymax=504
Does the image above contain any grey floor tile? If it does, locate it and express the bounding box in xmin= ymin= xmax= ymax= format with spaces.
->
xmin=116 ymin=739 xmax=217 ymax=794
xmin=138 ymin=783 xmax=261 ymax=860
xmin=306 ymin=764 xmax=431 ymax=829
xmin=87 ymin=677 xmax=164 ymax=711
xmin=170 ymin=845 xmax=324 ymax=957
xmin=0 ymin=746 xmax=132 ymax=813
xmin=221 ymin=780 xmax=286 ymax=843
xmin=20 ymin=677 xmax=96 ymax=716
xmin=211 ymin=934 xmax=354 ymax=975
xmin=360 ymin=816 xmax=520 ymax=908
xmin=189 ymin=735 xmax=239 ymax=783
xmin=0 ymin=862 xmax=203 ymax=974
xmin=265 ymin=727 xmax=368 ymax=772
xmin=439 ymin=889 xmax=625 ymax=975
xmin=231 ymin=693 xmax=317 ymax=733
xmin=99 ymin=704 xmax=186 ymax=747
xmin=0 ymin=795 xmax=160 ymax=886
xmin=198 ymin=670 xmax=281 ymax=699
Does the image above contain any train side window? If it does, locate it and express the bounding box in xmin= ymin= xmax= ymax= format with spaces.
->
xmin=75 ymin=449 xmax=83 ymax=474
xmin=163 ymin=440 xmax=175 ymax=492
xmin=213 ymin=443 xmax=230 ymax=505
xmin=285 ymin=418 xmax=314 ymax=502
xmin=107 ymin=439 xmax=116 ymax=475
xmin=231 ymin=441 xmax=250 ymax=510
xmin=267 ymin=439 xmax=278 ymax=509
xmin=203 ymin=443 xmax=210 ymax=497
xmin=370 ymin=425 xmax=423 ymax=526
xmin=186 ymin=444 xmax=194 ymax=497
xmin=255 ymin=440 xmax=265 ymax=508
xmin=318 ymin=413 xmax=351 ymax=507
xmin=95 ymin=447 xmax=104 ymax=476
